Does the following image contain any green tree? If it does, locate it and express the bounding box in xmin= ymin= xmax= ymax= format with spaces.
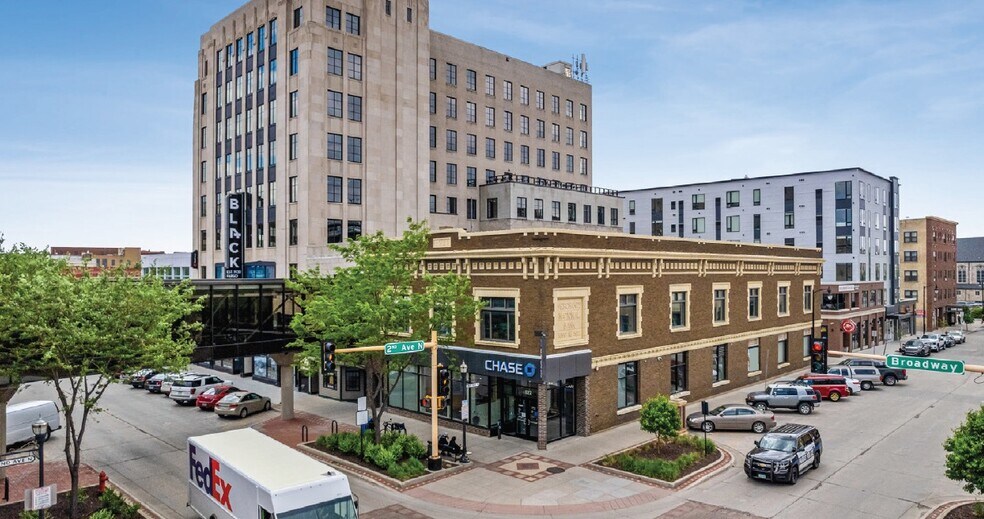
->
xmin=289 ymin=221 xmax=481 ymax=443
xmin=943 ymin=404 xmax=984 ymax=496
xmin=640 ymin=395 xmax=681 ymax=450
xmin=2 ymin=243 xmax=201 ymax=518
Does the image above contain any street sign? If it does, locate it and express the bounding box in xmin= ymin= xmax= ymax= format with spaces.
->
xmin=841 ymin=320 xmax=857 ymax=334
xmin=916 ymin=309 xmax=926 ymax=317
xmin=466 ymin=382 xmax=480 ymax=389
xmin=25 ymin=484 xmax=56 ymax=511
xmin=461 ymin=399 xmax=469 ymax=421
xmin=886 ymin=355 xmax=965 ymax=375
xmin=0 ymin=453 xmax=37 ymax=468
xmin=384 ymin=340 xmax=425 ymax=355
xmin=356 ymin=410 xmax=369 ymax=426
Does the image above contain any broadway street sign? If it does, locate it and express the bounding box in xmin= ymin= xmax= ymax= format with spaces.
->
xmin=384 ymin=340 xmax=425 ymax=356
xmin=886 ymin=354 xmax=965 ymax=375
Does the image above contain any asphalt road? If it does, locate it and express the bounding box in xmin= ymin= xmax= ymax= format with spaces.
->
xmin=9 ymin=328 xmax=984 ymax=519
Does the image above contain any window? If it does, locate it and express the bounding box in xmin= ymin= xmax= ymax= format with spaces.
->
xmin=536 ymin=149 xmax=545 ymax=168
xmin=258 ymin=25 xmax=266 ymax=51
xmin=904 ymin=231 xmax=918 ymax=243
xmin=551 ymin=95 xmax=560 ymax=113
xmin=520 ymin=115 xmax=529 ymax=135
xmin=466 ymin=167 xmax=477 ymax=187
xmin=552 ymin=152 xmax=560 ymax=170
xmin=748 ymin=284 xmax=761 ymax=319
xmin=529 ymin=198 xmax=542 ymax=220
xmin=289 ymin=90 xmax=299 ymax=118
xmin=443 ymin=62 xmax=458 ymax=86
xmin=804 ymin=283 xmax=813 ymax=312
xmin=726 ymin=190 xmax=740 ymax=208
xmin=326 ymin=90 xmax=341 ymax=117
xmin=445 ymin=96 xmax=457 ymax=119
xmin=580 ymin=157 xmax=588 ymax=175
xmin=466 ymin=198 xmax=477 ymax=220
xmin=778 ymin=338 xmax=788 ymax=365
xmin=345 ymin=13 xmax=360 ymax=35
xmin=446 ymin=197 xmax=457 ymax=215
xmin=670 ymin=286 xmax=690 ymax=330
xmin=536 ymin=90 xmax=544 ymax=109
xmin=385 ymin=0 xmax=391 ymax=15
xmin=269 ymin=59 xmax=277 ymax=85
xmin=567 ymin=202 xmax=577 ymax=222
xmin=199 ymin=195 xmax=207 ymax=217
xmin=520 ymin=145 xmax=529 ymax=164
xmin=565 ymin=99 xmax=574 ymax=118
xmin=566 ymin=154 xmax=574 ymax=173
xmin=348 ymin=178 xmax=362 ymax=204
xmin=835 ymin=180 xmax=852 ymax=200
xmin=692 ymin=194 xmax=705 ymax=210
xmin=520 ymin=86 xmax=529 ymax=105
xmin=429 ymin=58 xmax=436 ymax=80
xmin=726 ymin=215 xmax=740 ymax=232
xmin=485 ymin=106 xmax=495 ymax=127
xmin=552 ymin=123 xmax=560 ymax=142
xmin=347 ymin=53 xmax=362 ymax=80
xmin=617 ymin=362 xmax=638 ymax=409
xmin=429 ymin=126 xmax=436 ymax=148
xmin=292 ymin=6 xmax=302 ymax=28
xmin=692 ymin=217 xmax=705 ymax=234
xmin=429 ymin=195 xmax=437 ymax=213
xmin=429 ymin=161 xmax=436 ymax=182
xmin=485 ymin=138 xmax=495 ymax=159
xmin=485 ymin=75 xmax=495 ymax=96
xmin=748 ymin=345 xmax=761 ymax=373
xmin=504 ymin=111 xmax=513 ymax=132
xmin=327 ymin=133 xmax=343 ymax=160
xmin=504 ymin=80 xmax=513 ymax=101
xmin=288 ymin=176 xmax=298 ymax=202
xmin=268 ymin=224 xmax=276 ymax=247
xmin=348 ymin=95 xmax=362 ymax=121
xmin=516 ymin=197 xmax=527 ymax=218
xmin=446 ymin=130 xmax=457 ymax=152
xmin=486 ymin=198 xmax=498 ymax=219
xmin=327 ymin=176 xmax=342 ymax=203
xmin=428 ymin=92 xmax=436 ymax=114
xmin=480 ymin=297 xmax=515 ymax=342
xmin=466 ymin=134 xmax=477 ymax=155
xmin=327 ymin=47 xmax=343 ymax=75
xmin=803 ymin=334 xmax=812 ymax=358
xmin=597 ymin=206 xmax=605 ymax=225
xmin=269 ymin=18 xmax=278 ymax=44
xmin=466 ymin=101 xmax=476 ymax=123
xmin=347 ymin=220 xmax=362 ymax=241
xmin=466 ymin=69 xmax=476 ymax=91
xmin=347 ymin=136 xmax=362 ymax=163
xmin=904 ymin=270 xmax=918 ymax=282
xmin=712 ymin=345 xmax=727 ymax=383
xmin=446 ymin=163 xmax=457 ymax=185
xmin=288 ymin=133 xmax=298 ymax=160
xmin=289 ymin=48 xmax=299 ymax=75
xmin=326 ymin=6 xmax=341 ymax=29
xmin=406 ymin=6 xmax=412 ymax=21
xmin=670 ymin=352 xmax=687 ymax=394
xmin=713 ymin=287 xmax=728 ymax=324
xmin=583 ymin=204 xmax=592 ymax=224
xmin=288 ymin=219 xmax=298 ymax=246
xmin=778 ymin=284 xmax=789 ymax=316
xmin=618 ymin=292 xmax=639 ymax=335
xmin=904 ymin=251 xmax=917 ymax=261
xmin=327 ymin=219 xmax=342 ymax=244
xmin=836 ymin=263 xmax=853 ymax=281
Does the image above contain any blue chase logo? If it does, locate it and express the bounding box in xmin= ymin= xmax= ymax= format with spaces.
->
xmin=484 ymin=359 xmax=538 ymax=378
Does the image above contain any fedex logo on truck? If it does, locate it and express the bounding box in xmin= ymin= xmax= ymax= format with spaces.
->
xmin=189 ymin=444 xmax=233 ymax=512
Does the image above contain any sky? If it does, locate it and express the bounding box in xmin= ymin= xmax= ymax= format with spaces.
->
xmin=2 ymin=1 xmax=982 ymax=252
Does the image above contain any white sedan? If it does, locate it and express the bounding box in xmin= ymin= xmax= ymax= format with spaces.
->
xmin=843 ymin=377 xmax=863 ymax=395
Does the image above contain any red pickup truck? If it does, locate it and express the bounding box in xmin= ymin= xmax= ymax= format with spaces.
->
xmin=794 ymin=374 xmax=851 ymax=402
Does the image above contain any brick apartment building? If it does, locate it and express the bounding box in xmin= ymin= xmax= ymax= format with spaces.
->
xmin=900 ymin=217 xmax=958 ymax=332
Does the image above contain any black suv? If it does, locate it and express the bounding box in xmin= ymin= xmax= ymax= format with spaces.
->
xmin=744 ymin=424 xmax=822 ymax=484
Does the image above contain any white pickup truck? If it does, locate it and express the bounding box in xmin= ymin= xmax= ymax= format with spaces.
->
xmin=188 ymin=428 xmax=358 ymax=519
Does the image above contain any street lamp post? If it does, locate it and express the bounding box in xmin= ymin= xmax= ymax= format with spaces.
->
xmin=459 ymin=361 xmax=469 ymax=463
xmin=32 ymin=419 xmax=47 ymax=519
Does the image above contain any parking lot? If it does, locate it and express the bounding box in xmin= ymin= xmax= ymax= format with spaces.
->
xmin=7 ymin=327 xmax=984 ymax=519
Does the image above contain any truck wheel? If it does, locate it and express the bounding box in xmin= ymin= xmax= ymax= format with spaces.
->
xmin=798 ymin=403 xmax=813 ymax=415
xmin=702 ymin=421 xmax=715 ymax=433
xmin=861 ymin=381 xmax=873 ymax=391
xmin=755 ymin=403 xmax=768 ymax=412
xmin=752 ymin=421 xmax=766 ymax=434
xmin=828 ymin=391 xmax=841 ymax=402
xmin=884 ymin=374 xmax=897 ymax=386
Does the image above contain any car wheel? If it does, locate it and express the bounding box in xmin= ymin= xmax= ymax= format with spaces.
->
xmin=755 ymin=403 xmax=769 ymax=412
xmin=240 ymin=408 xmax=248 ymax=418
xmin=263 ymin=401 xmax=272 ymax=412
xmin=788 ymin=467 xmax=799 ymax=485
xmin=884 ymin=374 xmax=897 ymax=386
xmin=701 ymin=421 xmax=715 ymax=433
xmin=861 ymin=381 xmax=873 ymax=391
xmin=828 ymin=391 xmax=841 ymax=402
xmin=798 ymin=403 xmax=813 ymax=415
xmin=752 ymin=421 xmax=766 ymax=434
xmin=812 ymin=453 xmax=821 ymax=469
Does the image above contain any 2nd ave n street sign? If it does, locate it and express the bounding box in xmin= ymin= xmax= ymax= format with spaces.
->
xmin=0 ymin=453 xmax=37 ymax=468
xmin=886 ymin=354 xmax=965 ymax=375
xmin=384 ymin=340 xmax=425 ymax=355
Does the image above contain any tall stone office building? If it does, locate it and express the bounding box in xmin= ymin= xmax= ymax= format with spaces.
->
xmin=193 ymin=0 xmax=612 ymax=279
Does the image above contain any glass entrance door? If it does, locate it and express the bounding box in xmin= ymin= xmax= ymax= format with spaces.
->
xmin=515 ymin=396 xmax=538 ymax=440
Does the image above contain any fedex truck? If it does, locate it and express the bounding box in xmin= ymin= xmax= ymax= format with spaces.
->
xmin=188 ymin=428 xmax=358 ymax=519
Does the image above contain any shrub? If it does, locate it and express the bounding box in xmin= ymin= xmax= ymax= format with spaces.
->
xmin=640 ymin=395 xmax=680 ymax=445
xmin=364 ymin=442 xmax=397 ymax=470
xmin=944 ymin=404 xmax=984 ymax=495
xmin=388 ymin=457 xmax=428 ymax=480
xmin=99 ymin=487 xmax=141 ymax=519
xmin=398 ymin=434 xmax=427 ymax=459
xmin=316 ymin=434 xmax=339 ymax=450
xmin=335 ymin=432 xmax=362 ymax=454
xmin=89 ymin=510 xmax=115 ymax=519
xmin=19 ymin=511 xmax=38 ymax=519
xmin=676 ymin=433 xmax=715 ymax=454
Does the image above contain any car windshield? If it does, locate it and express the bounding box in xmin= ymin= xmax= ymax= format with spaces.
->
xmin=758 ymin=436 xmax=796 ymax=452
xmin=904 ymin=340 xmax=920 ymax=346
xmin=202 ymin=388 xmax=216 ymax=396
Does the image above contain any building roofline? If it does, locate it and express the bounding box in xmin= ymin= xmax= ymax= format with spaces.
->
xmin=618 ymin=167 xmax=895 ymax=193
xmin=899 ymin=216 xmax=960 ymax=226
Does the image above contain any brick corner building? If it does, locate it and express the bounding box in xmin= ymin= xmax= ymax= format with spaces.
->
xmin=900 ymin=216 xmax=958 ymax=332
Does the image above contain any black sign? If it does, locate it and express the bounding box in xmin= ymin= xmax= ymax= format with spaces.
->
xmin=440 ymin=346 xmax=591 ymax=383
xmin=225 ymin=193 xmax=245 ymax=278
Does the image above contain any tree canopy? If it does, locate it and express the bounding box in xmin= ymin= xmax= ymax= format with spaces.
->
xmin=944 ymin=404 xmax=984 ymax=495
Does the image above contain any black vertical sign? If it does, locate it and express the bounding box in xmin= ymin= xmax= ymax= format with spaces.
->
xmin=225 ymin=193 xmax=245 ymax=278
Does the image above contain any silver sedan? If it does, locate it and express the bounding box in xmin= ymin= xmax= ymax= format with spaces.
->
xmin=214 ymin=391 xmax=272 ymax=418
xmin=686 ymin=404 xmax=776 ymax=433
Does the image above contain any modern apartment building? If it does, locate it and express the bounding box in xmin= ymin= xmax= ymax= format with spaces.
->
xmin=621 ymin=168 xmax=903 ymax=348
xmin=140 ymin=251 xmax=194 ymax=280
xmin=900 ymin=217 xmax=958 ymax=331
xmin=192 ymin=0 xmax=614 ymax=280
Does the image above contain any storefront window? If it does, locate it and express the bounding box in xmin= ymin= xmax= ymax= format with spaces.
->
xmin=253 ymin=355 xmax=278 ymax=380
xmin=617 ymin=362 xmax=638 ymax=408
xmin=670 ymin=352 xmax=687 ymax=393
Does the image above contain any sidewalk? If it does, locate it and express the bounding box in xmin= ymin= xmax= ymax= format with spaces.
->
xmin=1 ymin=460 xmax=99 ymax=505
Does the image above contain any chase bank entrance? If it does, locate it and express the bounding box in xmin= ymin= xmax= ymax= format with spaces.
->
xmin=387 ymin=346 xmax=590 ymax=444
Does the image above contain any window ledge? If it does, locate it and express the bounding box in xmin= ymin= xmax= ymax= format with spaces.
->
xmin=747 ymin=370 xmax=762 ymax=377
xmin=617 ymin=404 xmax=642 ymax=416
xmin=670 ymin=326 xmax=691 ymax=333
xmin=617 ymin=332 xmax=642 ymax=340
xmin=712 ymin=379 xmax=731 ymax=388
xmin=802 ymin=356 xmax=811 ymax=362
xmin=778 ymin=363 xmax=790 ymax=369
xmin=671 ymin=390 xmax=691 ymax=399
xmin=475 ymin=339 xmax=519 ymax=349
xmin=712 ymin=321 xmax=730 ymax=327
xmin=748 ymin=316 xmax=762 ymax=322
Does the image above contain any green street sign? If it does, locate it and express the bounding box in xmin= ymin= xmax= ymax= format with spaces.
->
xmin=384 ymin=340 xmax=425 ymax=356
xmin=886 ymin=354 xmax=965 ymax=375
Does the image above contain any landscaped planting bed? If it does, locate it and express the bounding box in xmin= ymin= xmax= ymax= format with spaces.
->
xmin=313 ymin=431 xmax=429 ymax=481
xmin=598 ymin=434 xmax=720 ymax=482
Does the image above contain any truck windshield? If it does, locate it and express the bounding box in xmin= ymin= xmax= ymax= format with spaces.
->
xmin=277 ymin=497 xmax=358 ymax=519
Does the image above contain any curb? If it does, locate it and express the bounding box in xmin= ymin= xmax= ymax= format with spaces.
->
xmin=296 ymin=443 xmax=475 ymax=491
xmin=926 ymin=499 xmax=982 ymax=519
xmin=585 ymin=442 xmax=732 ymax=490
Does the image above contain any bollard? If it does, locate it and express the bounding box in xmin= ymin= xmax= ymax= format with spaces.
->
xmin=3 ymin=476 xmax=8 ymax=502
xmin=98 ymin=471 xmax=108 ymax=494
xmin=301 ymin=424 xmax=309 ymax=443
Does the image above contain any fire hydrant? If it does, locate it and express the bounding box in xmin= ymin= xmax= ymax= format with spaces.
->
xmin=98 ymin=471 xmax=108 ymax=494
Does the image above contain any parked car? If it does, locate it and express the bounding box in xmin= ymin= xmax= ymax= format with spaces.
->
xmin=746 ymin=384 xmax=820 ymax=415
xmin=129 ymin=369 xmax=157 ymax=389
xmin=900 ymin=339 xmax=930 ymax=357
xmin=169 ymin=375 xmax=227 ymax=405
xmin=837 ymin=359 xmax=907 ymax=386
xmin=920 ymin=333 xmax=945 ymax=352
xmin=744 ymin=424 xmax=822 ymax=484
xmin=214 ymin=392 xmax=272 ymax=418
xmin=5 ymin=401 xmax=61 ymax=450
xmin=686 ymin=404 xmax=776 ymax=433
xmin=948 ymin=330 xmax=966 ymax=344
xmin=941 ymin=333 xmax=955 ymax=348
xmin=195 ymin=385 xmax=241 ymax=411
xmin=794 ymin=374 xmax=851 ymax=402
xmin=146 ymin=373 xmax=177 ymax=394
xmin=827 ymin=365 xmax=882 ymax=391
xmin=161 ymin=372 xmax=204 ymax=396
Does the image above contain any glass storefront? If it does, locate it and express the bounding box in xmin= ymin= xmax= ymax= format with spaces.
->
xmin=253 ymin=355 xmax=279 ymax=382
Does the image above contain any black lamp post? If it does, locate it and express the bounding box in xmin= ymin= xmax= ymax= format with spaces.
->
xmin=459 ymin=360 xmax=469 ymax=463
xmin=32 ymin=419 xmax=47 ymax=519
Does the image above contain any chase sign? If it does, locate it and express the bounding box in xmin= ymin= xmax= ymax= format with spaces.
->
xmin=484 ymin=359 xmax=538 ymax=379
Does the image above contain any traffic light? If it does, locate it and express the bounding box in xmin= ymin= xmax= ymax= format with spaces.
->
xmin=420 ymin=395 xmax=445 ymax=410
xmin=322 ymin=341 xmax=336 ymax=373
xmin=810 ymin=341 xmax=827 ymax=373
xmin=437 ymin=364 xmax=451 ymax=398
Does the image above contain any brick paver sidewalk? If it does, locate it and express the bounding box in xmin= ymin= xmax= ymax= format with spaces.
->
xmin=1 ymin=460 xmax=99 ymax=504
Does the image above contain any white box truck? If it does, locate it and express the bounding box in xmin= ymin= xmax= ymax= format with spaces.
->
xmin=188 ymin=428 xmax=358 ymax=519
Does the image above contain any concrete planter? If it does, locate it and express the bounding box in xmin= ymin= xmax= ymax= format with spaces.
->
xmin=297 ymin=442 xmax=473 ymax=491
xmin=588 ymin=438 xmax=733 ymax=490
